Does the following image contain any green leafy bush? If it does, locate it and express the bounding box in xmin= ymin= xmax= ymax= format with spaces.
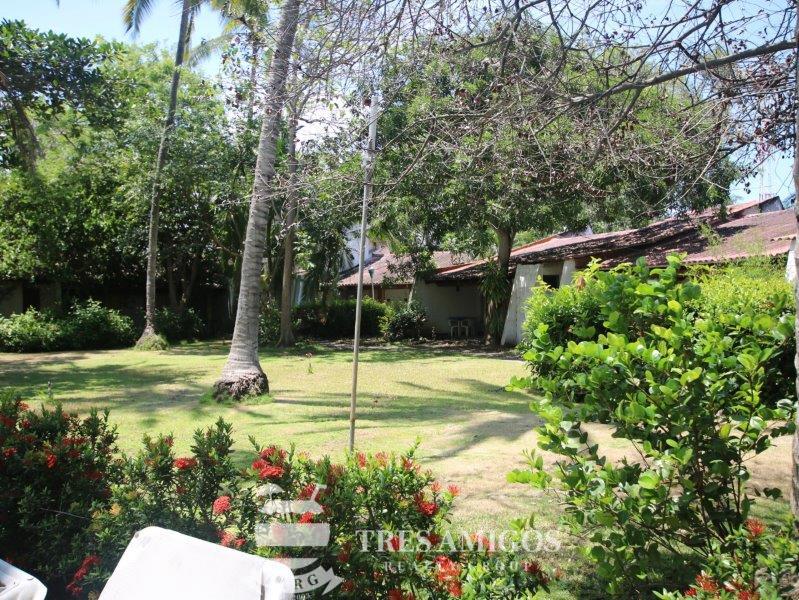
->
xmin=0 ymin=390 xmax=119 ymax=594
xmin=258 ymin=303 xmax=282 ymax=345
xmin=510 ymin=255 xmax=796 ymax=595
xmin=0 ymin=300 xmax=135 ymax=352
xmin=154 ymin=306 xmax=206 ymax=343
xmin=64 ymin=299 xmax=136 ymax=349
xmin=380 ymin=301 xmax=428 ymax=340
xmin=0 ymin=308 xmax=63 ymax=352
xmin=295 ymin=298 xmax=389 ymax=339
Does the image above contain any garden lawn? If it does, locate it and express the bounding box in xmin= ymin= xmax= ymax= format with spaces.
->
xmin=1 ymin=341 xmax=793 ymax=599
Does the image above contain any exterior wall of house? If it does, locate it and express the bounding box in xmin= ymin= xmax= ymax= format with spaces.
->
xmin=383 ymin=286 xmax=411 ymax=304
xmin=501 ymin=261 xmax=565 ymax=346
xmin=413 ymin=279 xmax=483 ymax=337
xmin=0 ymin=283 xmax=23 ymax=317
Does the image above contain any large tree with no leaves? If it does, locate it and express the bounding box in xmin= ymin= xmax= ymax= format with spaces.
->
xmin=214 ymin=0 xmax=301 ymax=398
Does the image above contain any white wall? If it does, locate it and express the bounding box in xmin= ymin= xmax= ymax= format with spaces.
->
xmin=501 ymin=261 xmax=565 ymax=346
xmin=413 ymin=279 xmax=482 ymax=336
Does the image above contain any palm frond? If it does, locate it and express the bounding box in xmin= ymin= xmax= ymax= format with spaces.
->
xmin=186 ymin=33 xmax=233 ymax=66
xmin=123 ymin=0 xmax=157 ymax=35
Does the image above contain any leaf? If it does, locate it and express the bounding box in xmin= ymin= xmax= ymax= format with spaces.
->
xmin=638 ymin=471 xmax=660 ymax=490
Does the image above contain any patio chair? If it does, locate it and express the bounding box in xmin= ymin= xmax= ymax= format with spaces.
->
xmin=448 ymin=318 xmax=463 ymax=338
xmin=99 ymin=527 xmax=294 ymax=600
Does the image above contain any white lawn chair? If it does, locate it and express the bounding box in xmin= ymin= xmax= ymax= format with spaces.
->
xmin=98 ymin=527 xmax=294 ymax=600
xmin=0 ymin=559 xmax=47 ymax=600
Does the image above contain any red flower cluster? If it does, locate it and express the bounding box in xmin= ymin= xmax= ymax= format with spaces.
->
xmin=66 ymin=555 xmax=100 ymax=597
xmin=745 ymin=518 xmax=766 ymax=538
xmin=260 ymin=445 xmax=287 ymax=463
xmin=2 ymin=447 xmax=17 ymax=458
xmin=402 ymin=456 xmax=419 ymax=472
xmin=45 ymin=452 xmax=57 ymax=469
xmin=173 ymin=457 xmax=197 ymax=470
xmin=213 ymin=495 xmax=232 ymax=515
xmin=252 ymin=458 xmax=285 ymax=480
xmin=374 ymin=452 xmax=388 ymax=466
xmin=469 ymin=533 xmax=494 ymax=553
xmin=434 ymin=555 xmax=462 ymax=597
xmin=695 ymin=573 xmax=719 ymax=593
xmin=218 ymin=530 xmax=245 ymax=549
xmin=426 ymin=533 xmax=442 ymax=547
xmin=298 ymin=512 xmax=315 ymax=524
xmin=414 ymin=493 xmax=438 ymax=517
xmin=356 ymin=452 xmax=367 ymax=468
xmin=337 ymin=542 xmax=352 ymax=563
xmin=0 ymin=415 xmax=15 ymax=429
xmin=388 ymin=589 xmax=415 ymax=600
xmin=388 ymin=535 xmax=401 ymax=552
xmin=447 ymin=484 xmax=460 ymax=497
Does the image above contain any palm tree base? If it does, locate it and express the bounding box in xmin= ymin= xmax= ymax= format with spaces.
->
xmin=136 ymin=327 xmax=168 ymax=350
xmin=213 ymin=369 xmax=269 ymax=401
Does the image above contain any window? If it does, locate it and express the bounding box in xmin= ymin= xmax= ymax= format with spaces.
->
xmin=541 ymin=274 xmax=560 ymax=289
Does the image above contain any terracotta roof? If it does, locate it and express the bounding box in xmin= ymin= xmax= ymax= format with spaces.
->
xmin=431 ymin=198 xmax=795 ymax=282
xmin=338 ymin=249 xmax=473 ymax=287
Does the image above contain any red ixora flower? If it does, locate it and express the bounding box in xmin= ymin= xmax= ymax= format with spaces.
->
xmin=684 ymin=589 xmax=697 ymax=597
xmin=447 ymin=581 xmax=462 ymax=597
xmin=388 ymin=535 xmax=401 ymax=552
xmin=447 ymin=484 xmax=460 ymax=497
xmin=213 ymin=495 xmax=232 ymax=515
xmin=260 ymin=445 xmax=287 ymax=464
xmin=218 ymin=530 xmax=245 ymax=549
xmin=745 ymin=518 xmax=766 ymax=538
xmin=375 ymin=452 xmax=388 ymax=466
xmin=45 ymin=452 xmax=57 ymax=469
xmin=387 ymin=589 xmax=415 ymax=600
xmin=430 ymin=481 xmax=442 ymax=493
xmin=67 ymin=555 xmax=100 ymax=597
xmin=173 ymin=457 xmax=197 ymax=470
xmin=258 ymin=464 xmax=285 ymax=480
xmin=414 ymin=494 xmax=438 ymax=517
xmin=2 ymin=447 xmax=17 ymax=459
xmin=356 ymin=452 xmax=367 ymax=468
xmin=0 ymin=415 xmax=15 ymax=429
xmin=434 ymin=555 xmax=461 ymax=583
xmin=298 ymin=512 xmax=315 ymax=524
xmin=340 ymin=580 xmax=355 ymax=592
xmin=426 ymin=533 xmax=442 ymax=547
xmin=695 ymin=573 xmax=719 ymax=593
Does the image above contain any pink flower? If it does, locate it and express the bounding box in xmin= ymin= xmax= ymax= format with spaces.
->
xmin=213 ymin=495 xmax=232 ymax=515
xmin=258 ymin=464 xmax=285 ymax=480
xmin=447 ymin=484 xmax=460 ymax=497
xmin=218 ymin=530 xmax=245 ymax=548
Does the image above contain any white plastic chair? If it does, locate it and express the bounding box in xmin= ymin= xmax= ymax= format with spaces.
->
xmin=99 ymin=527 xmax=294 ymax=600
xmin=0 ymin=559 xmax=47 ymax=600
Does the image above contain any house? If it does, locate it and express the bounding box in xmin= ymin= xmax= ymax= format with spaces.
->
xmin=403 ymin=196 xmax=795 ymax=343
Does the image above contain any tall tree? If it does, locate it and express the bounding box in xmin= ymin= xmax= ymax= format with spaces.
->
xmin=214 ymin=0 xmax=301 ymax=399
xmin=124 ymin=0 xmax=193 ymax=345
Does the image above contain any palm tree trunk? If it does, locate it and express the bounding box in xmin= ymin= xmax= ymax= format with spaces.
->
xmin=278 ymin=113 xmax=299 ymax=347
xmin=214 ymin=0 xmax=301 ymax=399
xmin=137 ymin=0 xmax=191 ymax=345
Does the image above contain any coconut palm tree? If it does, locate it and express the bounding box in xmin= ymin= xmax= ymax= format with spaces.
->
xmin=214 ymin=0 xmax=301 ymax=399
xmin=123 ymin=0 xmax=196 ymax=346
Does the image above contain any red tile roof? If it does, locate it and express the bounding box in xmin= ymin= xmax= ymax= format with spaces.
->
xmin=431 ymin=199 xmax=795 ymax=282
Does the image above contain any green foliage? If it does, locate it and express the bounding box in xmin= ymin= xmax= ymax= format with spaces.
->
xmin=0 ymin=300 xmax=135 ymax=352
xmin=0 ymin=20 xmax=125 ymax=169
xmin=295 ymin=298 xmax=389 ymax=339
xmin=655 ymin=517 xmax=799 ymax=599
xmin=0 ymin=390 xmax=119 ymax=594
xmin=154 ymin=307 xmax=207 ymax=343
xmin=510 ymin=255 xmax=796 ymax=595
xmin=380 ymin=301 xmax=428 ymax=340
xmin=258 ymin=303 xmax=282 ymax=345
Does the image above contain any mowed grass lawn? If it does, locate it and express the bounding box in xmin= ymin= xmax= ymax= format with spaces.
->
xmin=1 ymin=340 xmax=793 ymax=598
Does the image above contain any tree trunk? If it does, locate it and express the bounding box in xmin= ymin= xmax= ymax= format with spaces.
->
xmin=137 ymin=0 xmax=191 ymax=345
xmin=278 ymin=114 xmax=299 ymax=347
xmin=214 ymin=0 xmax=301 ymax=399
xmin=791 ymin=2 xmax=799 ymax=518
xmin=485 ymin=226 xmax=513 ymax=345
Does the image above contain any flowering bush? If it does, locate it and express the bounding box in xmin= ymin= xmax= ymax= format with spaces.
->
xmin=510 ymin=255 xmax=796 ymax=595
xmin=655 ymin=517 xmax=799 ymax=599
xmin=0 ymin=390 xmax=118 ymax=594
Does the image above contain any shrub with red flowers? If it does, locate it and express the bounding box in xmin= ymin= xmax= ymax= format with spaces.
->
xmin=0 ymin=390 xmax=118 ymax=595
xmin=655 ymin=517 xmax=799 ymax=600
xmin=251 ymin=447 xmax=550 ymax=599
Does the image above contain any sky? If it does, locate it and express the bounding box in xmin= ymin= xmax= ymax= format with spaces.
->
xmin=4 ymin=0 xmax=795 ymax=204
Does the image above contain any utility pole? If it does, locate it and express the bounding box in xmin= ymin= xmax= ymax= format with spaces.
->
xmin=349 ymin=96 xmax=378 ymax=452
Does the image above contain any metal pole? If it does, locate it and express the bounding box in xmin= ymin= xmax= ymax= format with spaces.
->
xmin=349 ymin=96 xmax=378 ymax=452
